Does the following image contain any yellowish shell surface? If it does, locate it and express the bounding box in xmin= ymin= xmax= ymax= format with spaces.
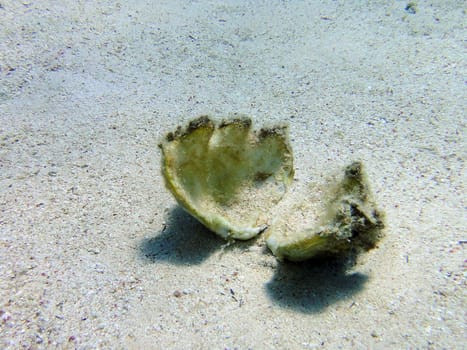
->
xmin=160 ymin=116 xmax=294 ymax=240
xmin=266 ymin=162 xmax=385 ymax=261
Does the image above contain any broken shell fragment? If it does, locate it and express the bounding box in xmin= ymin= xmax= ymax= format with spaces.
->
xmin=266 ymin=162 xmax=384 ymax=261
xmin=159 ymin=116 xmax=294 ymax=240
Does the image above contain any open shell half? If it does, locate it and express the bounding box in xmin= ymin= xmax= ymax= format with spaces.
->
xmin=160 ymin=116 xmax=294 ymax=240
xmin=266 ymin=162 xmax=385 ymax=261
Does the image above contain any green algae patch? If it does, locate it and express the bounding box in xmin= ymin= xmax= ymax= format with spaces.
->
xmin=159 ymin=116 xmax=294 ymax=240
xmin=266 ymin=162 xmax=384 ymax=261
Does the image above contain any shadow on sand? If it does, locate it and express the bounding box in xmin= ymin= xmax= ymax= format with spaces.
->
xmin=139 ymin=206 xmax=225 ymax=265
xmin=140 ymin=207 xmax=368 ymax=312
xmin=265 ymin=258 xmax=368 ymax=313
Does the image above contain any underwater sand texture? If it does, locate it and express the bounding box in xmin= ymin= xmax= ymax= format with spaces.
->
xmin=1 ymin=1 xmax=465 ymax=348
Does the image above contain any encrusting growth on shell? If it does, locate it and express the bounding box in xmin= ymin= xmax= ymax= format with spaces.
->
xmin=159 ymin=116 xmax=294 ymax=240
xmin=159 ymin=116 xmax=384 ymax=261
xmin=266 ymin=161 xmax=385 ymax=261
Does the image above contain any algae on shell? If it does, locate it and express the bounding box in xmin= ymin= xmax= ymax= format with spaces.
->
xmin=266 ymin=161 xmax=385 ymax=261
xmin=160 ymin=117 xmax=384 ymax=261
xmin=159 ymin=116 xmax=294 ymax=240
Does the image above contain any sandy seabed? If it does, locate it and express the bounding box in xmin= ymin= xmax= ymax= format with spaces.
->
xmin=0 ymin=1 xmax=465 ymax=349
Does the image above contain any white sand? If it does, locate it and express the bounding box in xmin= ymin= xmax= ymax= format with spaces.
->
xmin=1 ymin=1 xmax=465 ymax=348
